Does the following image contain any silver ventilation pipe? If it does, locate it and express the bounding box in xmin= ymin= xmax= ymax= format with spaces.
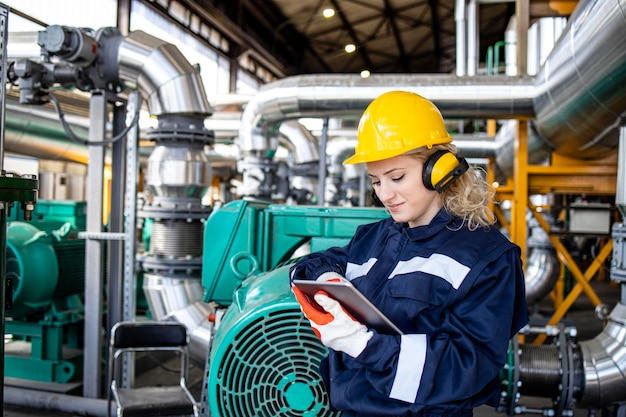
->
xmin=278 ymin=121 xmax=319 ymax=165
xmin=114 ymin=30 xmax=215 ymax=363
xmin=4 ymin=97 xmax=92 ymax=164
xmin=237 ymin=73 xmax=536 ymax=195
xmin=524 ymin=212 xmax=560 ymax=305
xmin=116 ymin=31 xmax=212 ymax=116
xmin=533 ymin=0 xmax=626 ymax=159
xmin=455 ymin=0 xmax=467 ymax=77
xmin=276 ymin=121 xmax=320 ymax=204
xmin=577 ymin=302 xmax=626 ymax=407
xmin=238 ymin=74 xmax=536 ymax=154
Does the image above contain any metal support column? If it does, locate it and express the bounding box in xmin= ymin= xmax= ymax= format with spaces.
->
xmin=107 ymin=102 xmax=126 ymax=332
xmin=512 ymin=119 xmax=529 ymax=264
xmin=83 ymin=90 xmax=108 ymax=398
xmin=516 ymin=0 xmax=529 ymax=75
xmin=122 ymin=92 xmax=140 ymax=322
xmin=317 ymin=117 xmax=329 ymax=206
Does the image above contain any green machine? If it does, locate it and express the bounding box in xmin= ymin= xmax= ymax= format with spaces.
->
xmin=201 ymin=200 xmax=388 ymax=416
xmin=4 ymin=200 xmax=86 ymax=383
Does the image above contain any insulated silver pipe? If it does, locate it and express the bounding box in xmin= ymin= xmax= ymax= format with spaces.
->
xmin=278 ymin=121 xmax=320 ymax=164
xmin=4 ymin=97 xmax=92 ymax=163
xmin=117 ymin=30 xmax=212 ymax=117
xmin=114 ymin=30 xmax=215 ymax=363
xmin=578 ymin=303 xmax=626 ymax=407
xmin=142 ymin=274 xmax=215 ymax=362
xmin=533 ymin=0 xmax=626 ymax=159
xmin=237 ymin=73 xmax=536 ymax=153
xmin=466 ymin=0 xmax=479 ymax=76
xmin=455 ymin=0 xmax=467 ymax=76
xmin=4 ymin=386 xmax=110 ymax=417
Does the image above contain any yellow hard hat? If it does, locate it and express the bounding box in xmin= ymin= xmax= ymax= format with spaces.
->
xmin=344 ymin=90 xmax=453 ymax=165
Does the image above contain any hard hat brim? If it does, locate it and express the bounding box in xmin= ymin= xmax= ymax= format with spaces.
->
xmin=342 ymin=137 xmax=453 ymax=165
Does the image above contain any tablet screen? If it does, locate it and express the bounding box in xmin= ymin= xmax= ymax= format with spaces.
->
xmin=293 ymin=279 xmax=403 ymax=335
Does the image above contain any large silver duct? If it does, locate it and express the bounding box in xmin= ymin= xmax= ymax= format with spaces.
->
xmin=525 ymin=212 xmax=560 ymax=305
xmin=578 ymin=302 xmax=626 ymax=407
xmin=110 ymin=30 xmax=215 ymax=364
xmin=278 ymin=121 xmax=319 ymax=165
xmin=533 ymin=0 xmax=626 ymax=159
xmin=237 ymin=73 xmax=537 ymax=154
xmin=117 ymin=31 xmax=211 ymax=117
xmin=5 ymin=95 xmax=91 ymax=163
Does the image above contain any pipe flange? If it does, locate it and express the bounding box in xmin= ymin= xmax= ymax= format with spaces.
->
xmin=147 ymin=114 xmax=214 ymax=144
xmin=138 ymin=197 xmax=212 ymax=220
xmin=140 ymin=254 xmax=202 ymax=276
xmin=498 ymin=336 xmax=521 ymax=415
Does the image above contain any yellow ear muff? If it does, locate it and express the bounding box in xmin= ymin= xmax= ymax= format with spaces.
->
xmin=422 ymin=150 xmax=469 ymax=193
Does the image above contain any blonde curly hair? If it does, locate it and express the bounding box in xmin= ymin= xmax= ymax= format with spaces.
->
xmin=415 ymin=143 xmax=496 ymax=230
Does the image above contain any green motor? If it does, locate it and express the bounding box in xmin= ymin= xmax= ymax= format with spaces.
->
xmin=5 ymin=221 xmax=59 ymax=319
xmin=6 ymin=221 xmax=84 ymax=319
xmin=207 ymin=264 xmax=339 ymax=417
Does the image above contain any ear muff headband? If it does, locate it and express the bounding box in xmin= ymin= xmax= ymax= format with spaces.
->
xmin=423 ymin=150 xmax=470 ymax=193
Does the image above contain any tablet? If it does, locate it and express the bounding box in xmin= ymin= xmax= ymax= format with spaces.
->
xmin=293 ymin=279 xmax=403 ymax=335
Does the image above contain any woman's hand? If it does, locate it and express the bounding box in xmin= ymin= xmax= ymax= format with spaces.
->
xmin=292 ymin=285 xmax=373 ymax=358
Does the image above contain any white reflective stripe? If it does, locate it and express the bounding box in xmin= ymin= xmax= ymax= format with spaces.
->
xmin=390 ymin=334 xmax=427 ymax=403
xmin=388 ymin=253 xmax=470 ymax=289
xmin=346 ymin=258 xmax=377 ymax=281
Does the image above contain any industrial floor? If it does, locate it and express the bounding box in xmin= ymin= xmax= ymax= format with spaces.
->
xmin=3 ymin=278 xmax=621 ymax=417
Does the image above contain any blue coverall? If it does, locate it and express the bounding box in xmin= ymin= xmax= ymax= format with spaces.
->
xmin=290 ymin=209 xmax=529 ymax=417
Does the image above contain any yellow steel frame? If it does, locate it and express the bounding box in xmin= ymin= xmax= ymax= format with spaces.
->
xmin=494 ymin=120 xmax=617 ymax=344
xmin=528 ymin=202 xmax=613 ymax=343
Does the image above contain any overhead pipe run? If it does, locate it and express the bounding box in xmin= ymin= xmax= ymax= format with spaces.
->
xmin=532 ymin=0 xmax=626 ymax=159
xmin=236 ymin=72 xmax=537 ymax=196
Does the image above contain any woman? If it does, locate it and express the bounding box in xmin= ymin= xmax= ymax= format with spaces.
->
xmin=290 ymin=90 xmax=528 ymax=417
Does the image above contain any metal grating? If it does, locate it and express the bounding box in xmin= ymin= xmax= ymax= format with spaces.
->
xmin=212 ymin=308 xmax=338 ymax=417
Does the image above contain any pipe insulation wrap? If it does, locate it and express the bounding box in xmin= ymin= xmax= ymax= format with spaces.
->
xmin=117 ymin=30 xmax=213 ymax=117
xmin=578 ymin=302 xmax=626 ymax=407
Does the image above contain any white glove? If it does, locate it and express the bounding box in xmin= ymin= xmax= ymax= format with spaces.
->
xmin=312 ymin=291 xmax=373 ymax=357
xmin=292 ymin=274 xmax=373 ymax=358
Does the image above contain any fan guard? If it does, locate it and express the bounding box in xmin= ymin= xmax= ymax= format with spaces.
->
xmin=212 ymin=306 xmax=339 ymax=417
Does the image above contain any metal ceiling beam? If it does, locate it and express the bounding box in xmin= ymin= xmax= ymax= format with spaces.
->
xmin=429 ymin=0 xmax=444 ymax=71
xmin=383 ymin=0 xmax=410 ymax=72
xmin=239 ymin=0 xmax=332 ymax=73
xmin=147 ymin=0 xmax=289 ymax=78
xmin=329 ymin=0 xmax=374 ymax=71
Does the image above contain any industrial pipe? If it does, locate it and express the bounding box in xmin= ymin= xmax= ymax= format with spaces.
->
xmin=4 ymin=386 xmax=110 ymax=417
xmin=577 ymin=303 xmax=626 ymax=407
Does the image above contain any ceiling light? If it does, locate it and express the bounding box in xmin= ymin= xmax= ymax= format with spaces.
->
xmin=344 ymin=44 xmax=356 ymax=53
xmin=322 ymin=8 xmax=335 ymax=18
xmin=360 ymin=69 xmax=371 ymax=78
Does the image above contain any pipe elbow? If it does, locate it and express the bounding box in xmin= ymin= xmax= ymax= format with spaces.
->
xmin=117 ymin=30 xmax=212 ymax=117
xmin=577 ymin=303 xmax=626 ymax=407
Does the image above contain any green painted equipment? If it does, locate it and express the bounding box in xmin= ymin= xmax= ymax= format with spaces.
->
xmin=208 ymin=264 xmax=336 ymax=416
xmin=202 ymin=200 xmax=388 ymax=416
xmin=201 ymin=199 xmax=389 ymax=305
xmin=4 ymin=206 xmax=86 ymax=383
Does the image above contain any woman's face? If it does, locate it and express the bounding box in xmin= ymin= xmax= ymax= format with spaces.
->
xmin=367 ymin=154 xmax=442 ymax=228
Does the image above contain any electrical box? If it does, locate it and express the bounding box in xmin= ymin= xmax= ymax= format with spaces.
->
xmin=568 ymin=202 xmax=611 ymax=234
